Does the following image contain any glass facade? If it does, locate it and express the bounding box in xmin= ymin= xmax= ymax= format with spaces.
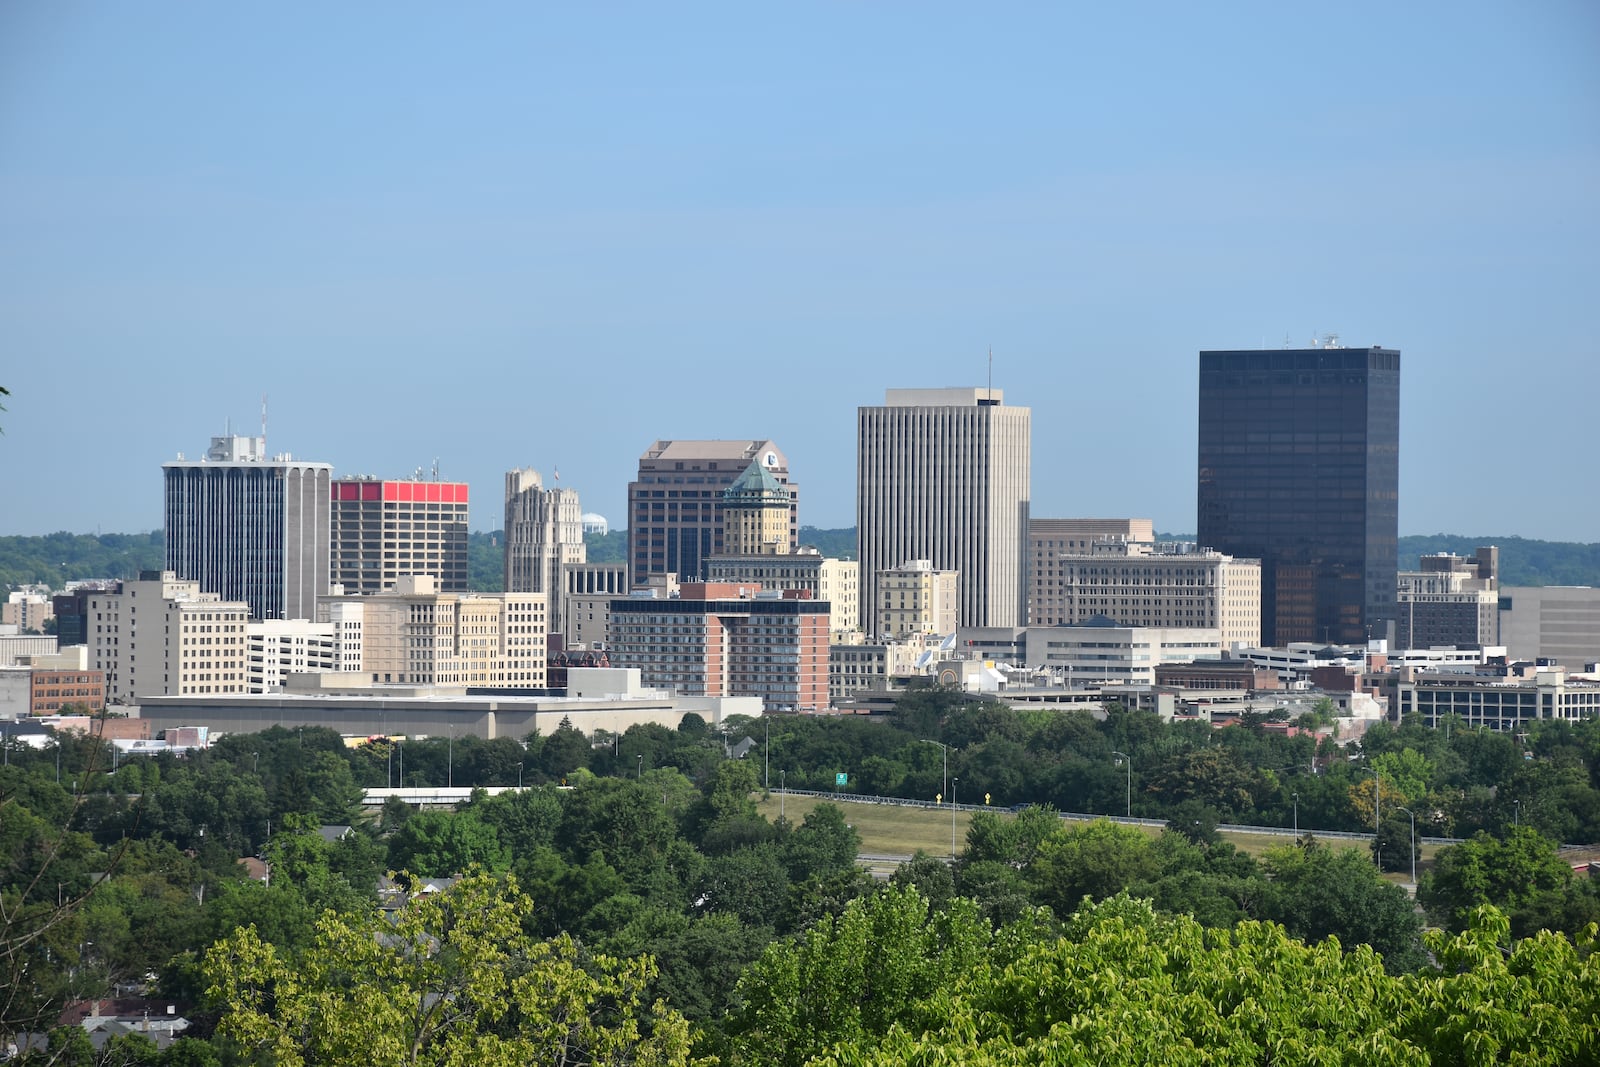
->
xmin=1197 ymin=347 xmax=1400 ymax=646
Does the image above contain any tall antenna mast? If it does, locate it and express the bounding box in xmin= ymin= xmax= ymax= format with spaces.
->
xmin=261 ymin=394 xmax=268 ymax=449
xmin=987 ymin=346 xmax=993 ymax=398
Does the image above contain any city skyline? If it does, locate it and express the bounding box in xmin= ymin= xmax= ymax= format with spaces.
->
xmin=2 ymin=4 xmax=1596 ymax=541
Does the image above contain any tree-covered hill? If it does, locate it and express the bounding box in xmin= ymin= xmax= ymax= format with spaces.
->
xmin=0 ymin=530 xmax=164 ymax=590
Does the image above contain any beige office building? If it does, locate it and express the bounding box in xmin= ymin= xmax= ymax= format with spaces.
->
xmin=1031 ymin=538 xmax=1261 ymax=648
xmin=857 ymin=387 xmax=1030 ymax=631
xmin=1028 ymin=518 xmax=1154 ymax=622
xmin=875 ymin=559 xmax=958 ymax=639
xmin=88 ymin=571 xmax=251 ymax=703
xmin=321 ymin=575 xmax=547 ymax=688
xmin=1499 ymin=586 xmax=1600 ymax=670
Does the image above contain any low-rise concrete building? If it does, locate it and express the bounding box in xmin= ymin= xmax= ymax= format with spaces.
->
xmin=1394 ymin=669 xmax=1600 ymax=732
xmin=132 ymin=666 xmax=760 ymax=741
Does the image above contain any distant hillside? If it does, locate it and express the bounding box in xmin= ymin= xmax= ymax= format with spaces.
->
xmin=5 ymin=528 xmax=1596 ymax=595
xmin=0 ymin=531 xmax=164 ymax=591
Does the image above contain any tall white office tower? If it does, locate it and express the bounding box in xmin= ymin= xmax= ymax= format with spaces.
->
xmin=856 ymin=387 xmax=1031 ymax=631
xmin=504 ymin=468 xmax=585 ymax=635
xmin=163 ymin=434 xmax=332 ymax=622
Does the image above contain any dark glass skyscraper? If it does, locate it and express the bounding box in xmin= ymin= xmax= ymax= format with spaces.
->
xmin=1197 ymin=346 xmax=1400 ymax=647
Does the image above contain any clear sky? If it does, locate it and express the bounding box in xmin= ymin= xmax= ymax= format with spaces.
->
xmin=2 ymin=3 xmax=1596 ymax=541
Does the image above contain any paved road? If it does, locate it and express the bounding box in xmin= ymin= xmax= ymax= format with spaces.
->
xmin=773 ymin=787 xmax=1465 ymax=848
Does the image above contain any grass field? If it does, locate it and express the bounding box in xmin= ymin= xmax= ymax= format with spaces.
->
xmin=756 ymin=793 xmax=1441 ymax=885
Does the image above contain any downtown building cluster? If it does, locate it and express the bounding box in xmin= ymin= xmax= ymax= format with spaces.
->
xmin=7 ymin=341 xmax=1600 ymax=744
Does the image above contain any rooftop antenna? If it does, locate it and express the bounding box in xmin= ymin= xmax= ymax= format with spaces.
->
xmin=987 ymin=345 xmax=993 ymax=399
xmin=261 ymin=394 xmax=268 ymax=450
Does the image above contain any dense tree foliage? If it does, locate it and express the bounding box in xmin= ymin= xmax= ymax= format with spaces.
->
xmin=0 ymin=531 xmax=163 ymax=596
xmin=5 ymin=703 xmax=1599 ymax=1064
xmin=204 ymin=871 xmax=694 ymax=1067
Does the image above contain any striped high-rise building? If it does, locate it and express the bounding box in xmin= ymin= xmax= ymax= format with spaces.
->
xmin=163 ymin=435 xmax=331 ymax=622
xmin=856 ymin=388 xmax=1031 ymax=631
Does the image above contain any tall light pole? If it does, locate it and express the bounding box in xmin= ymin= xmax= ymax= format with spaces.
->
xmin=920 ymin=739 xmax=948 ymax=802
xmin=1111 ymin=751 xmax=1131 ymax=818
xmin=1292 ymin=791 xmax=1299 ymax=838
xmin=1372 ymin=766 xmax=1382 ymax=868
xmin=637 ymin=754 xmax=643 ymax=780
xmin=764 ymin=716 xmax=770 ymax=792
xmin=780 ymin=769 xmax=785 ymax=820
xmin=1395 ymin=805 xmax=1417 ymax=886
xmin=950 ymin=777 xmax=959 ymax=857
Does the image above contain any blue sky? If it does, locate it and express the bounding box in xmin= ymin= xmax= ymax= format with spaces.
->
xmin=2 ymin=3 xmax=1596 ymax=541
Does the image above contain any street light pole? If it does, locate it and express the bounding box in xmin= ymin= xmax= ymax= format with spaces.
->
xmin=1292 ymin=791 xmax=1299 ymax=838
xmin=951 ymin=777 xmax=959 ymax=858
xmin=764 ymin=716 xmax=770 ymax=792
xmin=637 ymin=754 xmax=643 ymax=780
xmin=1396 ymin=806 xmax=1417 ymax=886
xmin=1111 ymin=751 xmax=1131 ymax=818
xmin=780 ymin=769 xmax=785 ymax=820
xmin=920 ymin=739 xmax=948 ymax=802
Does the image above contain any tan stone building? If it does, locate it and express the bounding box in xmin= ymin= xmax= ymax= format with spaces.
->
xmin=88 ymin=571 xmax=251 ymax=703
xmin=875 ymin=559 xmax=959 ymax=639
xmin=1028 ymin=518 xmax=1154 ymax=622
xmin=504 ymin=468 xmax=585 ymax=635
xmin=1030 ymin=537 xmax=1261 ymax=648
xmin=321 ymin=575 xmax=546 ymax=688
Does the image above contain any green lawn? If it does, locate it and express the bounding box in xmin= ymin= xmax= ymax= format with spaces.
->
xmin=756 ymin=793 xmax=1440 ymax=883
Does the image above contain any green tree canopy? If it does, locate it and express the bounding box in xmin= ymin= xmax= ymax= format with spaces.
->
xmin=203 ymin=870 xmax=694 ymax=1067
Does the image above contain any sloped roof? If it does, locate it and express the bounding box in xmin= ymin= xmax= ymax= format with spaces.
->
xmin=723 ymin=460 xmax=789 ymax=504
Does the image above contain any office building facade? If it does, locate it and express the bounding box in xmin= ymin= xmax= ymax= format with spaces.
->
xmin=875 ymin=559 xmax=959 ymax=639
xmin=1197 ymin=346 xmax=1400 ymax=646
xmin=331 ymin=478 xmax=469 ymax=594
xmin=706 ymin=551 xmax=860 ymax=637
xmin=1028 ymin=518 xmax=1154 ymax=624
xmin=320 ymin=575 xmax=547 ymax=689
xmin=1397 ymin=548 xmax=1499 ymax=650
xmin=628 ymin=440 xmax=798 ymax=586
xmin=87 ymin=572 xmax=251 ymax=703
xmin=504 ymin=468 xmax=585 ymax=634
xmin=608 ymin=583 xmax=829 ymax=711
xmin=857 ymin=388 xmax=1030 ymax=631
xmin=1499 ymin=586 xmax=1600 ymax=670
xmin=1032 ymin=538 xmax=1262 ymax=648
xmin=163 ymin=434 xmax=332 ymax=622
